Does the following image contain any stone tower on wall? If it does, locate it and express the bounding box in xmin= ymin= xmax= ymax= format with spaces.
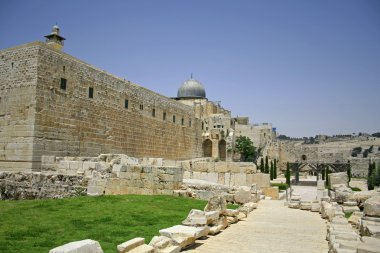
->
xmin=44 ymin=25 xmax=65 ymax=51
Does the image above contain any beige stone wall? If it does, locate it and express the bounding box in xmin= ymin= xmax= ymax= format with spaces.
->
xmin=0 ymin=43 xmax=40 ymax=171
xmin=0 ymin=42 xmax=203 ymax=171
xmin=181 ymin=161 xmax=257 ymax=187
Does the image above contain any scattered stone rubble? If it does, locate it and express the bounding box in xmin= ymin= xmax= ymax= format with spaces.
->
xmin=48 ymin=195 xmax=259 ymax=252
xmin=287 ymin=172 xmax=380 ymax=253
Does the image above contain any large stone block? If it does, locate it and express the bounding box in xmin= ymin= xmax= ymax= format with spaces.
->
xmin=251 ymin=173 xmax=270 ymax=189
xmin=117 ymin=237 xmax=144 ymax=253
xmin=49 ymin=239 xmax=103 ymax=253
xmin=328 ymin=172 xmax=349 ymax=188
xmin=364 ymin=196 xmax=380 ymax=217
xmin=262 ymin=187 xmax=279 ymax=200
xmin=204 ymin=195 xmax=227 ymax=214
xmin=159 ymin=225 xmax=209 ymax=239
xmin=234 ymin=186 xmax=252 ymax=204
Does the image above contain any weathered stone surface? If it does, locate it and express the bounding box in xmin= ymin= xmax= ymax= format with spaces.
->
xmin=349 ymin=191 xmax=380 ymax=208
xmin=300 ymin=201 xmax=312 ymax=210
xmin=159 ymin=245 xmax=181 ymax=253
xmin=250 ymin=173 xmax=270 ymax=189
xmin=159 ymin=225 xmax=209 ymax=239
xmin=357 ymin=236 xmax=380 ymax=253
xmin=148 ymin=236 xmax=172 ymax=249
xmin=224 ymin=209 xmax=239 ymax=217
xmin=329 ymin=172 xmax=349 ymax=188
xmin=288 ymin=202 xmax=300 ymax=209
xmin=335 ymin=185 xmax=353 ymax=204
xmin=262 ymin=187 xmax=279 ymax=200
xmin=364 ymin=196 xmax=380 ymax=217
xmin=171 ymin=236 xmax=195 ymax=249
xmin=234 ymin=186 xmax=252 ymax=204
xmin=204 ymin=195 xmax=227 ymax=214
xmin=49 ymin=239 xmax=103 ymax=253
xmin=182 ymin=209 xmax=219 ymax=226
xmin=128 ymin=244 xmax=154 ymax=253
xmin=311 ymin=201 xmax=321 ymax=212
xmin=342 ymin=205 xmax=360 ymax=214
xmin=208 ymin=224 xmax=224 ymax=235
xmin=117 ymin=238 xmax=144 ymax=253
xmin=237 ymin=212 xmax=247 ymax=220
xmin=348 ymin=211 xmax=363 ymax=228
xmin=226 ymin=216 xmax=238 ymax=224
xmin=243 ymin=202 xmax=258 ymax=212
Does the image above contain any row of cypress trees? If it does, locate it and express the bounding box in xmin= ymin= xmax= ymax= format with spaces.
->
xmin=259 ymin=157 xmax=278 ymax=180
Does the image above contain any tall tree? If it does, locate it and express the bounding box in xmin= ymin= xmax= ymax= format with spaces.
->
xmin=235 ymin=136 xmax=256 ymax=162
xmin=270 ymin=160 xmax=274 ymax=180
xmin=286 ymin=162 xmax=291 ymax=186
xmin=260 ymin=157 xmax=264 ymax=172
xmin=264 ymin=156 xmax=269 ymax=174
xmin=347 ymin=161 xmax=351 ymax=182
xmin=368 ymin=162 xmax=375 ymax=190
xmin=274 ymin=159 xmax=277 ymax=179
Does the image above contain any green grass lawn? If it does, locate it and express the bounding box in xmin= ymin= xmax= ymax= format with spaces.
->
xmin=0 ymin=195 xmax=209 ymax=253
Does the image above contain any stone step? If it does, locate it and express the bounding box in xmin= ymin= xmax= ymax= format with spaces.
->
xmin=129 ymin=244 xmax=154 ymax=253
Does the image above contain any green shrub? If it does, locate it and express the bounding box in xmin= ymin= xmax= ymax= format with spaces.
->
xmin=349 ymin=187 xmax=361 ymax=192
xmin=345 ymin=212 xmax=353 ymax=219
xmin=271 ymin=183 xmax=289 ymax=191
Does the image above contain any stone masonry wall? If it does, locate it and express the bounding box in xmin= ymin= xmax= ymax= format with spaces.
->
xmin=0 ymin=42 xmax=203 ymax=171
xmin=42 ymin=154 xmax=183 ymax=196
xmin=0 ymin=43 xmax=39 ymax=171
xmin=181 ymin=160 xmax=257 ymax=187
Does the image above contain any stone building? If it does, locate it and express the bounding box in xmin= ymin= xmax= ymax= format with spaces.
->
xmin=0 ymin=25 xmax=273 ymax=171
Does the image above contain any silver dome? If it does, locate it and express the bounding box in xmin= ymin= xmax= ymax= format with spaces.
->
xmin=177 ymin=78 xmax=206 ymax=98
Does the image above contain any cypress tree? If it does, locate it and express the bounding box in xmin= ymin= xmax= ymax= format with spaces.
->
xmin=274 ymin=159 xmax=277 ymax=179
xmin=347 ymin=161 xmax=351 ymax=182
xmin=260 ymin=157 xmax=264 ymax=172
xmin=270 ymin=161 xmax=274 ymax=180
xmin=321 ymin=167 xmax=325 ymax=180
xmin=368 ymin=162 xmax=375 ymax=190
xmin=286 ymin=162 xmax=291 ymax=186
xmin=295 ymin=170 xmax=299 ymax=184
xmin=264 ymin=156 xmax=269 ymax=174
xmin=325 ymin=167 xmax=330 ymax=188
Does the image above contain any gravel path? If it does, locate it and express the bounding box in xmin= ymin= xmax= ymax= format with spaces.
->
xmin=185 ymin=200 xmax=328 ymax=253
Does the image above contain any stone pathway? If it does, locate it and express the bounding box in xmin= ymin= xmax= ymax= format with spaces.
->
xmin=185 ymin=200 xmax=328 ymax=253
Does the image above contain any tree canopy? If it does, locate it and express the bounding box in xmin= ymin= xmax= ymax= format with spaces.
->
xmin=235 ymin=136 xmax=256 ymax=162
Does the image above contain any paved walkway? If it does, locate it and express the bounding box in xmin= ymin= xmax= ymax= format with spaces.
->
xmin=185 ymin=200 xmax=328 ymax=253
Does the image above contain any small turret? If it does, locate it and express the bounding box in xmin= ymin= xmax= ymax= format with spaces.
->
xmin=44 ymin=25 xmax=65 ymax=51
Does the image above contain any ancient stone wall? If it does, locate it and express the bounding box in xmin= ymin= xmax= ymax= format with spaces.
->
xmin=0 ymin=171 xmax=88 ymax=200
xmin=181 ymin=160 xmax=257 ymax=187
xmin=0 ymin=43 xmax=40 ymax=171
xmin=0 ymin=42 xmax=203 ymax=171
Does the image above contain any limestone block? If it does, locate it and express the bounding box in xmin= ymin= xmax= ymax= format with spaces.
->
xmin=348 ymin=191 xmax=380 ymax=208
xmin=208 ymin=224 xmax=224 ymax=235
xmin=117 ymin=238 xmax=145 ymax=253
xmin=335 ymin=185 xmax=353 ymax=204
xmin=317 ymin=180 xmax=325 ymax=190
xmin=288 ymin=202 xmax=300 ymax=209
xmin=357 ymin=236 xmax=380 ymax=253
xmin=342 ymin=205 xmax=360 ymax=214
xmin=237 ymin=211 xmax=247 ymax=220
xmin=251 ymin=173 xmax=270 ymax=189
xmin=204 ymin=195 xmax=227 ymax=214
xmin=290 ymin=195 xmax=302 ymax=201
xmin=216 ymin=216 xmax=228 ymax=230
xmin=262 ymin=187 xmax=279 ymax=200
xmin=234 ymin=186 xmax=252 ymax=204
xmin=82 ymin=161 xmax=97 ymax=171
xmin=311 ymin=202 xmax=321 ymax=212
xmin=226 ymin=216 xmax=238 ymax=224
xmin=300 ymin=201 xmax=312 ymax=210
xmin=49 ymin=239 xmax=103 ymax=253
xmin=159 ymin=245 xmax=180 ymax=253
xmin=364 ymin=196 xmax=380 ymax=217
xmin=159 ymin=225 xmax=209 ymax=239
xmin=182 ymin=209 xmax=219 ymax=226
xmin=128 ymin=244 xmax=154 ymax=253
xmin=148 ymin=236 xmax=172 ymax=249
xmin=329 ymin=172 xmax=349 ymax=188
xmin=348 ymin=211 xmax=363 ymax=228
xmin=243 ymin=202 xmax=258 ymax=212
xmin=224 ymin=209 xmax=239 ymax=217
xmin=171 ymin=236 xmax=195 ymax=249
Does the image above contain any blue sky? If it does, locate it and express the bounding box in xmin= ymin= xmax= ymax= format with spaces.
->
xmin=1 ymin=0 xmax=379 ymax=137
